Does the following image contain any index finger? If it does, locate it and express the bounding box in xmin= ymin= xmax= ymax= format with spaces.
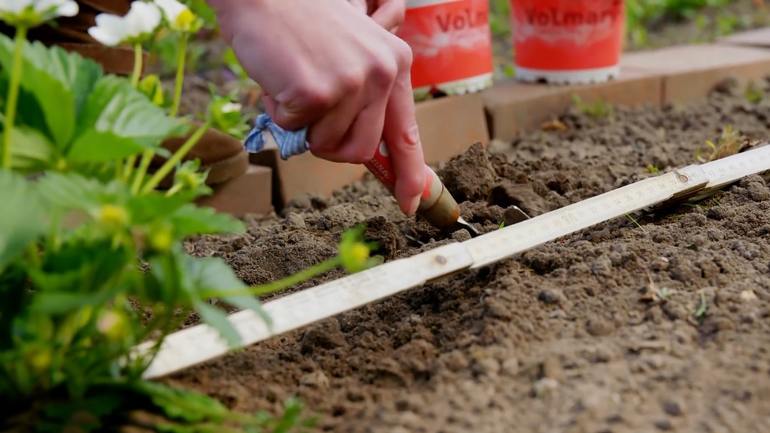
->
xmin=381 ymin=66 xmax=426 ymax=216
xmin=370 ymin=0 xmax=406 ymax=32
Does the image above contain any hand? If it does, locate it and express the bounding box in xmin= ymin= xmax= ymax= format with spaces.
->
xmin=210 ymin=0 xmax=425 ymax=215
xmin=348 ymin=0 xmax=406 ymax=32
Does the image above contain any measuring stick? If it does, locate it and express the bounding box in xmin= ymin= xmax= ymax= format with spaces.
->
xmin=140 ymin=144 xmax=770 ymax=379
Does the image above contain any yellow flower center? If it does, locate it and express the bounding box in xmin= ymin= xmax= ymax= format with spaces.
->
xmin=98 ymin=204 xmax=128 ymax=228
xmin=175 ymin=8 xmax=196 ymax=32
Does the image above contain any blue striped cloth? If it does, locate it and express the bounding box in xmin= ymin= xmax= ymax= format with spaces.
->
xmin=244 ymin=114 xmax=310 ymax=160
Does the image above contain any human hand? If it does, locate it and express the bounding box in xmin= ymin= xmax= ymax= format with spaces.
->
xmin=348 ymin=0 xmax=406 ymax=32
xmin=210 ymin=0 xmax=425 ymax=215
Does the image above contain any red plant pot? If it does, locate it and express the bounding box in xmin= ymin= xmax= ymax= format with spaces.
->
xmin=511 ymin=0 xmax=625 ymax=84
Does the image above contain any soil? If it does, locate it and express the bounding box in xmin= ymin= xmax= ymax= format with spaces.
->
xmin=169 ymin=80 xmax=770 ymax=433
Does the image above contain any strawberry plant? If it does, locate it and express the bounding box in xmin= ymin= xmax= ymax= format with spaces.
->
xmin=0 ymin=2 xmax=372 ymax=431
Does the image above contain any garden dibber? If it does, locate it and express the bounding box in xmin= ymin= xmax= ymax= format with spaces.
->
xmin=244 ymin=114 xmax=522 ymax=235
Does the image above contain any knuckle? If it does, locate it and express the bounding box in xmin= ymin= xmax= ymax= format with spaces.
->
xmin=340 ymin=144 xmax=377 ymax=164
xmin=391 ymin=38 xmax=413 ymax=70
xmin=369 ymin=57 xmax=398 ymax=89
xmin=339 ymin=69 xmax=366 ymax=93
xmin=400 ymin=122 xmax=421 ymax=150
xmin=289 ymin=83 xmax=336 ymax=111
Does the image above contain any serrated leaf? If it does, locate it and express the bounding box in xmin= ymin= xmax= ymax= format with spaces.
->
xmin=0 ymin=35 xmax=102 ymax=147
xmin=194 ymin=301 xmax=240 ymax=347
xmin=134 ymin=381 xmax=230 ymax=423
xmin=0 ymin=171 xmax=45 ymax=271
xmin=169 ymin=205 xmax=245 ymax=237
xmin=125 ymin=191 xmax=197 ymax=224
xmin=9 ymin=124 xmax=54 ymax=171
xmin=185 ymin=256 xmax=247 ymax=293
xmin=68 ymin=76 xmax=185 ymax=162
xmin=35 ymin=172 xmax=110 ymax=211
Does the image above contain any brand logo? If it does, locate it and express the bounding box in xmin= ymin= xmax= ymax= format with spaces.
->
xmin=436 ymin=7 xmax=487 ymax=32
xmin=523 ymin=0 xmax=622 ymax=28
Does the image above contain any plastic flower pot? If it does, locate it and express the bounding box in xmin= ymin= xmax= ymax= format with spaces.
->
xmin=510 ymin=0 xmax=625 ymax=84
xmin=397 ymin=0 xmax=494 ymax=97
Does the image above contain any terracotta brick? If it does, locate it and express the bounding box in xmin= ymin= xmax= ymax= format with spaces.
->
xmin=483 ymin=67 xmax=663 ymax=141
xmin=250 ymin=94 xmax=489 ymax=206
xmin=622 ymin=44 xmax=770 ymax=104
xmin=416 ymin=93 xmax=490 ymax=164
xmin=250 ymin=150 xmax=367 ymax=207
xmin=719 ymin=27 xmax=770 ymax=48
xmin=198 ymin=165 xmax=273 ymax=217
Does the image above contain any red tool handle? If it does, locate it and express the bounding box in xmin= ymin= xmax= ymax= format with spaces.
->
xmin=364 ymin=142 xmax=434 ymax=203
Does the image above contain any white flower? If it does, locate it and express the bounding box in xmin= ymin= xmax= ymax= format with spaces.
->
xmin=154 ymin=0 xmax=199 ymax=32
xmin=88 ymin=1 xmax=161 ymax=47
xmin=0 ymin=0 xmax=79 ymax=27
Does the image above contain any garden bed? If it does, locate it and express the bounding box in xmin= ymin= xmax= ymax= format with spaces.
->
xmin=168 ymin=80 xmax=770 ymax=432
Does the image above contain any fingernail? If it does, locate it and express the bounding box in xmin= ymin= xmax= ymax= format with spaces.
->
xmin=407 ymin=195 xmax=421 ymax=216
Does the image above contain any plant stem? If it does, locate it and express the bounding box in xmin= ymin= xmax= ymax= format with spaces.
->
xmin=201 ymin=257 xmax=341 ymax=300
xmin=165 ymin=183 xmax=183 ymax=197
xmin=140 ymin=121 xmax=210 ymax=194
xmin=170 ymin=33 xmax=189 ymax=117
xmin=131 ymin=43 xmax=143 ymax=88
xmin=123 ymin=155 xmax=137 ymax=181
xmin=2 ymin=26 xmax=27 ymax=170
xmin=131 ymin=149 xmax=155 ymax=195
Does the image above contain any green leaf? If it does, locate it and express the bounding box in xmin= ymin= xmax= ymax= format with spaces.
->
xmin=194 ymin=301 xmax=240 ymax=347
xmin=0 ymin=35 xmax=102 ymax=147
xmin=8 ymin=124 xmax=54 ymax=171
xmin=134 ymin=380 xmax=230 ymax=423
xmin=68 ymin=76 xmax=185 ymax=162
xmin=0 ymin=171 xmax=44 ymax=271
xmin=168 ymin=205 xmax=245 ymax=237
xmin=35 ymin=172 xmax=112 ymax=212
xmin=185 ymin=256 xmax=247 ymax=293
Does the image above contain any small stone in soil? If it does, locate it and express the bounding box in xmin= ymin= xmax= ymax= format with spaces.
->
xmin=451 ymin=229 xmax=472 ymax=242
xmin=538 ymin=289 xmax=566 ymax=305
xmin=300 ymin=370 xmax=330 ymax=389
xmin=662 ymin=400 xmax=684 ymax=417
xmin=286 ymin=213 xmax=306 ymax=228
xmin=586 ymin=317 xmax=615 ymax=337
xmin=654 ymin=419 xmax=673 ymax=431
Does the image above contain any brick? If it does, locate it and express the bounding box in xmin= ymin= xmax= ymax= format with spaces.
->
xmin=622 ymin=44 xmax=770 ymax=104
xmin=251 ymin=94 xmax=489 ymax=206
xmin=198 ymin=165 xmax=273 ymax=217
xmin=719 ymin=27 xmax=770 ymax=48
xmin=416 ymin=93 xmax=490 ymax=164
xmin=250 ymin=150 xmax=367 ymax=207
xmin=483 ymin=67 xmax=663 ymax=141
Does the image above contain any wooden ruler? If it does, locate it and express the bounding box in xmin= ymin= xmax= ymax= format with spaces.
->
xmin=140 ymin=144 xmax=770 ymax=379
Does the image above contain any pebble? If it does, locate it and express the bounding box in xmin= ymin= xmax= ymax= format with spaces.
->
xmin=532 ymin=378 xmax=559 ymax=397
xmin=286 ymin=212 xmax=306 ymax=228
xmin=300 ymin=370 xmax=330 ymax=389
xmin=540 ymin=357 xmax=563 ymax=381
xmin=451 ymin=229 xmax=472 ymax=242
xmin=586 ymin=317 xmax=615 ymax=337
xmin=740 ymin=290 xmax=758 ymax=302
xmin=485 ymin=298 xmax=513 ymax=320
xmin=538 ymin=289 xmax=566 ymax=305
xmin=591 ymin=256 xmax=613 ymax=277
xmin=501 ymin=358 xmax=519 ymax=377
xmin=654 ymin=419 xmax=673 ymax=431
xmin=662 ymin=400 xmax=684 ymax=417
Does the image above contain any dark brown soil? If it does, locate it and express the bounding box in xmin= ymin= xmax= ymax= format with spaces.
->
xmin=169 ymin=79 xmax=770 ymax=433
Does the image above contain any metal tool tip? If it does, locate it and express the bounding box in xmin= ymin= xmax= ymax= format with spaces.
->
xmin=457 ymin=217 xmax=481 ymax=237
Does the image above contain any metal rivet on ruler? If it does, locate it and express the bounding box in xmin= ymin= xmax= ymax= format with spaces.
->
xmin=675 ymin=171 xmax=689 ymax=183
xmin=434 ymin=255 xmax=448 ymax=265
